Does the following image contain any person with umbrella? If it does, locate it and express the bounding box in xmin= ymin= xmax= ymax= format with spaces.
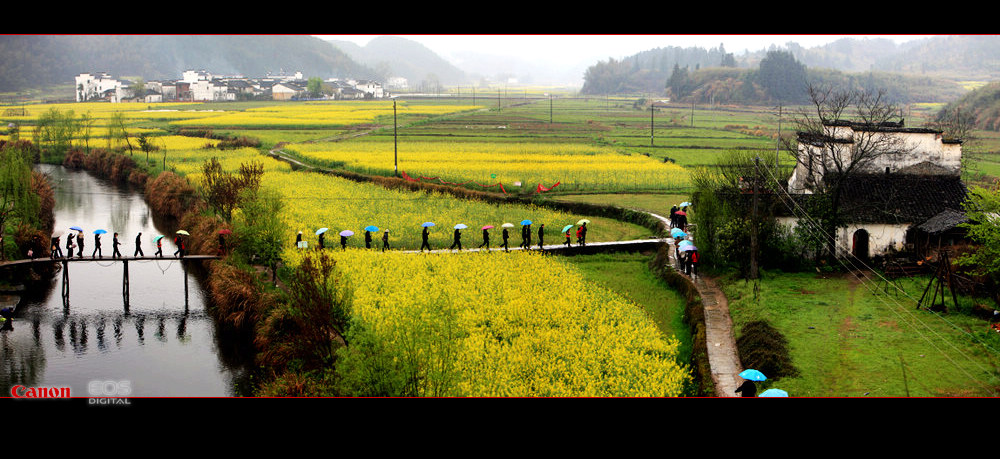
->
xmin=381 ymin=230 xmax=390 ymax=252
xmin=580 ymin=221 xmax=588 ymax=246
xmin=420 ymin=224 xmax=432 ymax=252
xmin=154 ymin=235 xmax=164 ymax=258
xmin=340 ymin=230 xmax=352 ymax=250
xmin=318 ymin=230 xmax=326 ymax=250
xmin=112 ymin=232 xmax=122 ymax=259
xmin=690 ymin=249 xmax=699 ymax=279
xmin=576 ymin=225 xmax=583 ymax=246
xmin=478 ymin=226 xmax=491 ymax=250
xmin=295 ymin=231 xmax=303 ymax=249
xmin=537 ymin=224 xmax=545 ymax=250
xmin=51 ymin=235 xmax=63 ymax=259
xmin=562 ymin=225 xmax=573 ymax=248
xmin=66 ymin=234 xmax=75 ymax=258
xmin=670 ymin=204 xmax=679 ymax=228
xmin=174 ymin=234 xmax=184 ymax=258
xmin=364 ymin=229 xmax=373 ymax=249
xmin=76 ymin=231 xmax=84 ymax=258
xmin=450 ymin=225 xmax=463 ymax=251
xmin=735 ymin=369 xmax=766 ymax=397
xmin=522 ymin=222 xmax=532 ymax=249
xmin=134 ymin=232 xmax=144 ymax=257
xmin=500 ymin=225 xmax=510 ymax=252
xmin=92 ymin=231 xmax=103 ymax=259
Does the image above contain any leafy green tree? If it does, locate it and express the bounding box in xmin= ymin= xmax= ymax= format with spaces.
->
xmin=0 ymin=144 xmax=40 ymax=260
xmin=957 ymin=184 xmax=1000 ymax=285
xmin=757 ymin=50 xmax=808 ymax=103
xmin=233 ymin=187 xmax=285 ymax=283
xmin=307 ymin=77 xmax=323 ymax=98
xmin=200 ymin=158 xmax=263 ymax=222
xmin=33 ymin=108 xmax=79 ymax=161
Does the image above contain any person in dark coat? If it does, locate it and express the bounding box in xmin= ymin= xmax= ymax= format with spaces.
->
xmin=735 ymin=379 xmax=757 ymax=397
xmin=450 ymin=228 xmax=462 ymax=251
xmin=501 ymin=227 xmax=510 ymax=252
xmin=92 ymin=233 xmax=102 ymax=258
xmin=340 ymin=235 xmax=348 ymax=250
xmin=670 ymin=205 xmax=679 ymax=228
xmin=364 ymin=230 xmax=373 ymax=249
xmin=580 ymin=222 xmax=588 ymax=246
xmin=564 ymin=228 xmax=572 ymax=248
xmin=173 ymin=235 xmax=183 ymax=258
xmin=66 ymin=236 xmax=74 ymax=258
xmin=537 ymin=224 xmax=545 ymax=250
xmin=420 ymin=226 xmax=431 ymax=252
xmin=295 ymin=231 xmax=302 ymax=248
xmin=381 ymin=230 xmax=389 ymax=252
xmin=134 ymin=232 xmax=144 ymax=257
xmin=112 ymin=233 xmax=122 ymax=258
xmin=76 ymin=232 xmax=84 ymax=258
xmin=51 ymin=236 xmax=63 ymax=259
xmin=478 ymin=228 xmax=490 ymax=250
xmin=520 ymin=224 xmax=529 ymax=249
xmin=318 ymin=232 xmax=326 ymax=250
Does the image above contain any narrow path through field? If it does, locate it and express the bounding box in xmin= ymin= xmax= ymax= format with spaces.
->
xmin=268 ymin=146 xmax=743 ymax=397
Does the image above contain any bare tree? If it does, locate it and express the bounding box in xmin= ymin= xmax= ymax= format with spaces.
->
xmin=783 ymin=84 xmax=912 ymax=258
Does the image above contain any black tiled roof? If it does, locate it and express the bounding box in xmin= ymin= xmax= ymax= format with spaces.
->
xmin=835 ymin=174 xmax=968 ymax=224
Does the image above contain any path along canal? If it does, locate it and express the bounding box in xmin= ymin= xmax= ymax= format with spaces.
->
xmin=0 ymin=164 xmax=254 ymax=397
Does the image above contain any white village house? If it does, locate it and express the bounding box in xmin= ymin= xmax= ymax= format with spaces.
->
xmin=74 ymin=70 xmax=388 ymax=102
xmin=781 ymin=120 xmax=967 ymax=260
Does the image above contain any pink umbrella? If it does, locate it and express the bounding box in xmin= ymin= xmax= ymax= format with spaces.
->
xmin=481 ymin=225 xmax=495 ymax=230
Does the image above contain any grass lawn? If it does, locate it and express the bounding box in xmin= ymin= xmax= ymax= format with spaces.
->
xmin=562 ymin=252 xmax=694 ymax=376
xmin=720 ymin=270 xmax=1000 ymax=397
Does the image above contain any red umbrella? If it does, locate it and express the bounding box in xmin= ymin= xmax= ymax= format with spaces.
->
xmin=218 ymin=229 xmax=233 ymax=235
xmin=675 ymin=211 xmax=687 ymax=216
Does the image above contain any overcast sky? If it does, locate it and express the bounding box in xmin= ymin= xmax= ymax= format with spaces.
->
xmin=315 ymin=34 xmax=935 ymax=66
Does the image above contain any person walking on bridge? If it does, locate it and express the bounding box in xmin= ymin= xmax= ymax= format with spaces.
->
xmin=66 ymin=235 xmax=74 ymax=258
xmin=501 ymin=227 xmax=510 ymax=252
xmin=450 ymin=227 xmax=463 ymax=251
xmin=51 ymin=236 xmax=63 ymax=259
xmin=134 ymin=232 xmax=144 ymax=257
xmin=92 ymin=233 xmax=102 ymax=259
xmin=537 ymin=224 xmax=545 ymax=251
xmin=76 ymin=232 xmax=84 ymax=258
xmin=112 ymin=233 xmax=122 ymax=259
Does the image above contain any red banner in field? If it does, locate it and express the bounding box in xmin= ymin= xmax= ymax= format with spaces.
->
xmin=536 ymin=181 xmax=561 ymax=192
xmin=401 ymin=171 xmax=507 ymax=194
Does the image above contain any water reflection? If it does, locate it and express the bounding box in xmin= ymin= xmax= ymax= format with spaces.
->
xmin=0 ymin=165 xmax=253 ymax=397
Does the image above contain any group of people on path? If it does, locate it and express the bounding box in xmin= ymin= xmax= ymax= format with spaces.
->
xmin=670 ymin=203 xmax=699 ymax=279
xmin=49 ymin=231 xmax=186 ymax=260
xmin=299 ymin=220 xmax=590 ymax=253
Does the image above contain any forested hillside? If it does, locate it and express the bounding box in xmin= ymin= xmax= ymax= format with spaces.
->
xmin=0 ymin=35 xmax=376 ymax=92
xmin=937 ymin=81 xmax=1000 ymax=131
xmin=581 ymin=36 xmax=998 ymax=104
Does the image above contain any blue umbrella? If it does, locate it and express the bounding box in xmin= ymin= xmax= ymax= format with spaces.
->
xmin=759 ymin=388 xmax=788 ymax=397
xmin=521 ymin=220 xmax=532 ymax=226
xmin=454 ymin=223 xmax=468 ymax=230
xmin=154 ymin=235 xmax=165 ymax=242
xmin=422 ymin=222 xmax=435 ymax=227
xmin=739 ymin=369 xmax=767 ymax=381
xmin=561 ymin=224 xmax=574 ymax=233
xmin=679 ymin=201 xmax=692 ymax=207
xmin=364 ymin=225 xmax=379 ymax=232
xmin=316 ymin=227 xmax=329 ymax=235
xmin=671 ymin=230 xmax=687 ymax=238
xmin=70 ymin=226 xmax=84 ymax=232
xmin=93 ymin=229 xmax=107 ymax=235
xmin=678 ymin=240 xmax=692 ymax=246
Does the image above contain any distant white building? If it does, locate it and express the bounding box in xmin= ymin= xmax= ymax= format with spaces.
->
xmin=75 ymin=72 xmax=122 ymax=102
xmin=191 ymin=79 xmax=235 ymax=101
xmin=182 ymin=70 xmax=212 ymax=84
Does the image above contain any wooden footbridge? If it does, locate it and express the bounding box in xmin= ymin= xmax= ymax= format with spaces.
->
xmin=0 ymin=255 xmax=220 ymax=309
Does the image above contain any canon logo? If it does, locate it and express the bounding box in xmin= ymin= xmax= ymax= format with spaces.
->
xmin=10 ymin=385 xmax=71 ymax=398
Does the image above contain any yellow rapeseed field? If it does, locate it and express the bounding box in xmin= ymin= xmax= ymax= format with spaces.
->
xmin=284 ymin=249 xmax=690 ymax=396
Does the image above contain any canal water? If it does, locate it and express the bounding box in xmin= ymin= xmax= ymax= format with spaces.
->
xmin=0 ymin=164 xmax=253 ymax=397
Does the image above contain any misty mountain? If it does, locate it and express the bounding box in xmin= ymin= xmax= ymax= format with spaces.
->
xmin=0 ymin=35 xmax=377 ymax=92
xmin=325 ymin=36 xmax=467 ymax=88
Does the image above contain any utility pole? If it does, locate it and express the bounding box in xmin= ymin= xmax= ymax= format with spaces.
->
xmin=550 ymin=94 xmax=553 ymax=124
xmin=393 ymin=98 xmax=398 ymax=177
xmin=776 ymin=105 xmax=782 ymax=168
xmin=750 ymin=156 xmax=760 ymax=280
xmin=650 ymin=104 xmax=655 ymax=146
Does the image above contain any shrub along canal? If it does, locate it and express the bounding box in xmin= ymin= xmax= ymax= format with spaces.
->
xmin=0 ymin=164 xmax=254 ymax=397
